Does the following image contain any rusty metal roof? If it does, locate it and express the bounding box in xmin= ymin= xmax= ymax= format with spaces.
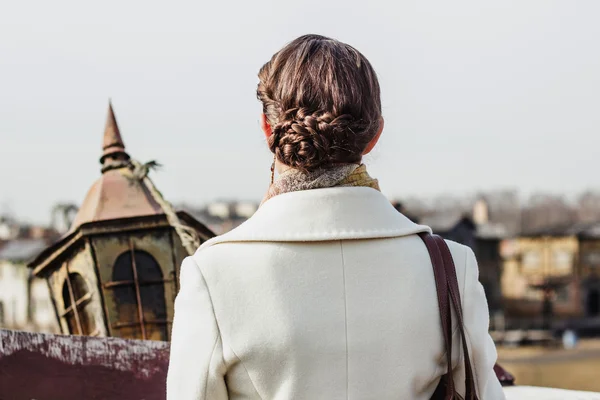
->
xmin=69 ymin=103 xmax=162 ymax=232
xmin=69 ymin=167 xmax=163 ymax=232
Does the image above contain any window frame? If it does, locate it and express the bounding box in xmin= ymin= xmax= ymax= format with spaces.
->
xmin=552 ymin=249 xmax=572 ymax=272
xmin=60 ymin=266 xmax=98 ymax=336
xmin=521 ymin=250 xmax=541 ymax=272
xmin=104 ymin=238 xmax=172 ymax=340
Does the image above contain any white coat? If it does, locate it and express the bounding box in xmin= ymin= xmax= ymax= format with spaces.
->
xmin=167 ymin=187 xmax=505 ymax=399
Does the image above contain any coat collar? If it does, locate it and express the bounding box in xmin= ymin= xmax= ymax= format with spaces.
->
xmin=198 ymin=187 xmax=431 ymax=251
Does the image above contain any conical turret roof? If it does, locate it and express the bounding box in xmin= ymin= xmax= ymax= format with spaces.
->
xmin=101 ymin=101 xmax=129 ymax=162
xmin=69 ymin=102 xmax=162 ymax=232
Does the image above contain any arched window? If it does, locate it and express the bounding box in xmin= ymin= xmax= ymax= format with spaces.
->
xmin=61 ymin=272 xmax=96 ymax=335
xmin=108 ymin=245 xmax=168 ymax=341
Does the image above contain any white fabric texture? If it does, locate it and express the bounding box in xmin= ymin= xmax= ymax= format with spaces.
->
xmin=167 ymin=187 xmax=506 ymax=399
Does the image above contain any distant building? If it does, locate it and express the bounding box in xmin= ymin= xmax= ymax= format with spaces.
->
xmin=0 ymin=216 xmax=19 ymax=241
xmin=0 ymin=239 xmax=59 ymax=333
xmin=501 ymin=233 xmax=578 ymax=328
xmin=500 ymin=221 xmax=600 ymax=328
xmin=184 ymin=200 xmax=259 ymax=235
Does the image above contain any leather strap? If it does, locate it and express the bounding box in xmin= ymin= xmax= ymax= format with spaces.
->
xmin=420 ymin=233 xmax=480 ymax=400
xmin=432 ymin=235 xmax=478 ymax=400
xmin=419 ymin=233 xmax=454 ymax=398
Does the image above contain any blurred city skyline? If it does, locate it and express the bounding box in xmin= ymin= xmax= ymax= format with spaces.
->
xmin=1 ymin=1 xmax=599 ymax=224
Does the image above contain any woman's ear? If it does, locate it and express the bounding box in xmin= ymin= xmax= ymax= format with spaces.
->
xmin=363 ymin=118 xmax=384 ymax=155
xmin=260 ymin=113 xmax=272 ymax=139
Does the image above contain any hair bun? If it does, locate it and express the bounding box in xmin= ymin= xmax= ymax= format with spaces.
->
xmin=271 ymin=109 xmax=367 ymax=171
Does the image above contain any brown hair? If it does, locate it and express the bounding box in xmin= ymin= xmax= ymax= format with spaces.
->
xmin=257 ymin=34 xmax=382 ymax=172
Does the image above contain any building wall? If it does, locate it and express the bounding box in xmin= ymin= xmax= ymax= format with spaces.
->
xmin=30 ymin=278 xmax=58 ymax=330
xmin=0 ymin=261 xmax=28 ymax=329
xmin=579 ymin=239 xmax=600 ymax=278
xmin=0 ymin=260 xmax=58 ymax=333
xmin=47 ymin=244 xmax=107 ymax=336
xmin=501 ymin=236 xmax=580 ymax=318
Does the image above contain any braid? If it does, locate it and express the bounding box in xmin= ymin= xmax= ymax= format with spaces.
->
xmin=269 ymin=108 xmax=371 ymax=171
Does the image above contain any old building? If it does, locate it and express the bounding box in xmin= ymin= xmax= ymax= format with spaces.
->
xmin=0 ymin=239 xmax=59 ymax=333
xmin=0 ymin=216 xmax=19 ymax=241
xmin=501 ymin=233 xmax=578 ymax=325
xmin=28 ymin=103 xmax=214 ymax=341
xmin=183 ymin=200 xmax=259 ymax=235
xmin=498 ymin=222 xmax=600 ymax=328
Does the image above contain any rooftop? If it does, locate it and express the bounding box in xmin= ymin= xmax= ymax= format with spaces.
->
xmin=419 ymin=213 xmax=475 ymax=233
xmin=522 ymin=221 xmax=600 ymax=238
xmin=69 ymin=103 xmax=163 ymax=232
xmin=0 ymin=238 xmax=48 ymax=263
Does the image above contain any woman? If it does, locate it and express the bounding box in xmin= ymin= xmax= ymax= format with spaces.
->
xmin=167 ymin=34 xmax=505 ymax=399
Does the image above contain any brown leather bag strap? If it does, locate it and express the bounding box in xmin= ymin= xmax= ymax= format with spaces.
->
xmin=419 ymin=233 xmax=455 ymax=398
xmin=433 ymin=236 xmax=516 ymax=389
xmin=432 ymin=235 xmax=479 ymax=400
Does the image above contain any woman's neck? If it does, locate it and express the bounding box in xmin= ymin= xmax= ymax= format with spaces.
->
xmin=275 ymin=159 xmax=293 ymax=175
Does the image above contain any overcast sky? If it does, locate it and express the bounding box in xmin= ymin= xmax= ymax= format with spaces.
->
xmin=1 ymin=1 xmax=598 ymax=224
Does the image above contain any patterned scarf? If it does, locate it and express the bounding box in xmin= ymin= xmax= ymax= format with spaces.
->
xmin=261 ymin=163 xmax=380 ymax=205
